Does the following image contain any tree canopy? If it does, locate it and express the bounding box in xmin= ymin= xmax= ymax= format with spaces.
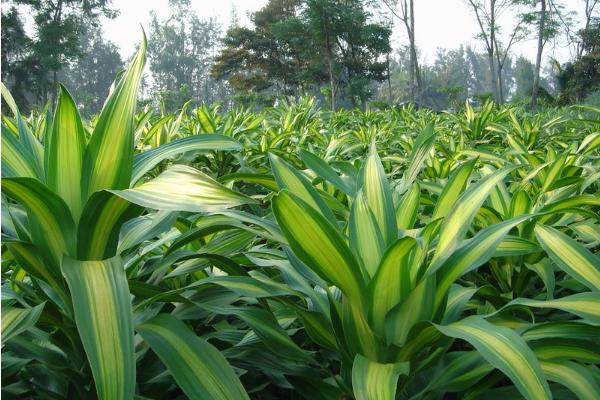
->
xmin=212 ymin=0 xmax=391 ymax=108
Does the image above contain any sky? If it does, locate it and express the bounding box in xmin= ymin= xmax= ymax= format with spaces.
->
xmin=102 ymin=0 xmax=582 ymax=65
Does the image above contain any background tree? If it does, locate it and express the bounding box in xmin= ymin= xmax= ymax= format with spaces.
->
xmin=1 ymin=0 xmax=116 ymax=109
xmin=379 ymin=44 xmax=517 ymax=108
xmin=514 ymin=56 xmax=535 ymax=98
xmin=58 ymin=26 xmax=123 ymax=115
xmin=576 ymin=0 xmax=599 ymax=58
xmin=1 ymin=6 xmax=39 ymax=109
xmin=212 ymin=0 xmax=390 ymax=108
xmin=148 ymin=0 xmax=227 ymax=111
xmin=520 ymin=0 xmax=562 ymax=107
xmin=467 ymin=0 xmax=528 ymax=103
xmin=382 ymin=0 xmax=421 ymax=103
xmin=212 ymin=0 xmax=308 ymax=106
xmin=557 ymin=16 xmax=600 ymax=103
xmin=328 ymin=0 xmax=391 ymax=107
xmin=530 ymin=0 xmax=547 ymax=107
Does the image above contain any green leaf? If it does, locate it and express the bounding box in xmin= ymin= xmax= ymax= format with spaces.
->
xmin=494 ymin=236 xmax=540 ymax=257
xmin=6 ymin=242 xmax=65 ymax=297
xmin=525 ymin=259 xmax=555 ymax=300
xmin=402 ymin=122 xmax=436 ymax=192
xmin=233 ymin=307 xmax=311 ymax=362
xmin=272 ymin=190 xmax=366 ymax=308
xmin=117 ymin=211 xmax=177 ymax=252
xmin=2 ymin=178 xmax=76 ymax=266
xmin=540 ymin=360 xmax=600 ymax=399
xmin=342 ymin=299 xmax=381 ymax=360
xmin=299 ymin=149 xmax=356 ymax=195
xmin=395 ymin=182 xmax=420 ymax=230
xmin=509 ymin=190 xmax=532 ymax=219
xmin=1 ymin=81 xmax=18 ymax=116
xmin=46 ymin=86 xmax=86 ymax=220
xmin=16 ymin=112 xmax=44 ymax=176
xmin=187 ymin=275 xmax=297 ymax=298
xmin=436 ymin=316 xmax=551 ymax=400
xmin=82 ymin=35 xmax=146 ymax=197
xmin=351 ymin=354 xmax=408 ymax=400
xmin=532 ymin=338 xmax=600 ymax=363
xmin=110 ymin=165 xmax=256 ymax=213
xmin=269 ymin=153 xmax=336 ymax=223
xmin=359 ymin=144 xmax=397 ymax=245
xmin=137 ymin=314 xmax=249 ymax=400
xmin=349 ymin=192 xmax=385 ymax=278
xmin=1 ymin=124 xmax=41 ymax=179
xmin=131 ymin=134 xmax=242 ymax=183
xmin=1 ymin=303 xmax=45 ymax=344
xmin=540 ymin=152 xmax=568 ymax=194
xmin=535 ymin=224 xmax=600 ymax=291
xmin=505 ymin=293 xmax=600 ymax=324
xmin=61 ymin=256 xmax=135 ymax=400
xmin=522 ymin=321 xmax=600 ymax=341
xmin=385 ymin=276 xmax=435 ymax=346
xmin=219 ymin=173 xmax=279 ymax=191
xmin=77 ymin=191 xmax=143 ymax=260
xmin=294 ymin=307 xmax=338 ymax=350
xmin=368 ymin=237 xmax=419 ymax=336
xmin=432 ymin=158 xmax=476 ymax=220
xmin=433 ymin=215 xmax=533 ymax=304
xmin=430 ymin=166 xmax=517 ymax=269
xmin=417 ymin=351 xmax=493 ymax=394
xmin=442 ymin=285 xmax=479 ymax=324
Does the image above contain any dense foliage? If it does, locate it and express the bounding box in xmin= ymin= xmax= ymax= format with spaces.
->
xmin=0 ymin=0 xmax=117 ymax=109
xmin=212 ymin=0 xmax=391 ymax=109
xmin=2 ymin=42 xmax=600 ymax=400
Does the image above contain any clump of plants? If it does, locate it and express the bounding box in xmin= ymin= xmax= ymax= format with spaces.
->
xmin=2 ymin=39 xmax=599 ymax=400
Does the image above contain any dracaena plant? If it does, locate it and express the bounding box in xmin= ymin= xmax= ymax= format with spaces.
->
xmin=2 ymin=52 xmax=599 ymax=400
xmin=264 ymin=125 xmax=600 ymax=399
xmin=1 ymin=36 xmax=255 ymax=400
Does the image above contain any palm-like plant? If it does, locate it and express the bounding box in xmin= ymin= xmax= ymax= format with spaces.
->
xmin=1 ymin=44 xmax=599 ymax=400
xmin=1 ymin=37 xmax=255 ymax=399
xmin=265 ymin=129 xmax=599 ymax=399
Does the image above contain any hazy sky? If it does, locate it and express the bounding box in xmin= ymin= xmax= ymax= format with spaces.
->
xmin=102 ymin=0 xmax=583 ymax=65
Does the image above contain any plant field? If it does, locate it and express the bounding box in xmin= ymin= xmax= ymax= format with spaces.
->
xmin=2 ymin=41 xmax=600 ymax=400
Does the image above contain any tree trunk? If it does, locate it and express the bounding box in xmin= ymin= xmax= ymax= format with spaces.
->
xmin=487 ymin=49 xmax=498 ymax=103
xmin=328 ymin=55 xmax=336 ymax=111
xmin=489 ymin=0 xmax=501 ymax=103
xmin=497 ymin=65 xmax=504 ymax=104
xmin=401 ymin=0 xmax=419 ymax=104
xmin=323 ymin=10 xmax=336 ymax=111
xmin=531 ymin=0 xmax=547 ymax=108
xmin=409 ymin=1 xmax=420 ymax=103
xmin=387 ymin=52 xmax=392 ymax=102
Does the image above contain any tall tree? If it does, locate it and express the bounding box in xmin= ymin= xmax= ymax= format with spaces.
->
xmin=327 ymin=0 xmax=391 ymax=107
xmin=467 ymin=0 xmax=528 ymax=103
xmin=213 ymin=0 xmax=390 ymax=108
xmin=58 ymin=26 xmax=123 ymax=115
xmin=382 ymin=0 xmax=421 ymax=103
xmin=1 ymin=0 xmax=116 ymax=108
xmin=148 ymin=0 xmax=227 ymax=110
xmin=1 ymin=6 xmax=38 ymax=109
xmin=577 ymin=0 xmax=600 ymax=58
xmin=514 ymin=56 xmax=535 ymax=98
xmin=557 ymin=16 xmax=600 ymax=103
xmin=530 ymin=0 xmax=547 ymax=107
xmin=468 ymin=0 xmax=500 ymax=102
xmin=212 ymin=0 xmax=309 ymax=104
xmin=306 ymin=0 xmax=340 ymax=109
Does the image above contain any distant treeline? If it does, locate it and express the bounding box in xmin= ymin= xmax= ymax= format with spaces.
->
xmin=1 ymin=0 xmax=599 ymax=114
